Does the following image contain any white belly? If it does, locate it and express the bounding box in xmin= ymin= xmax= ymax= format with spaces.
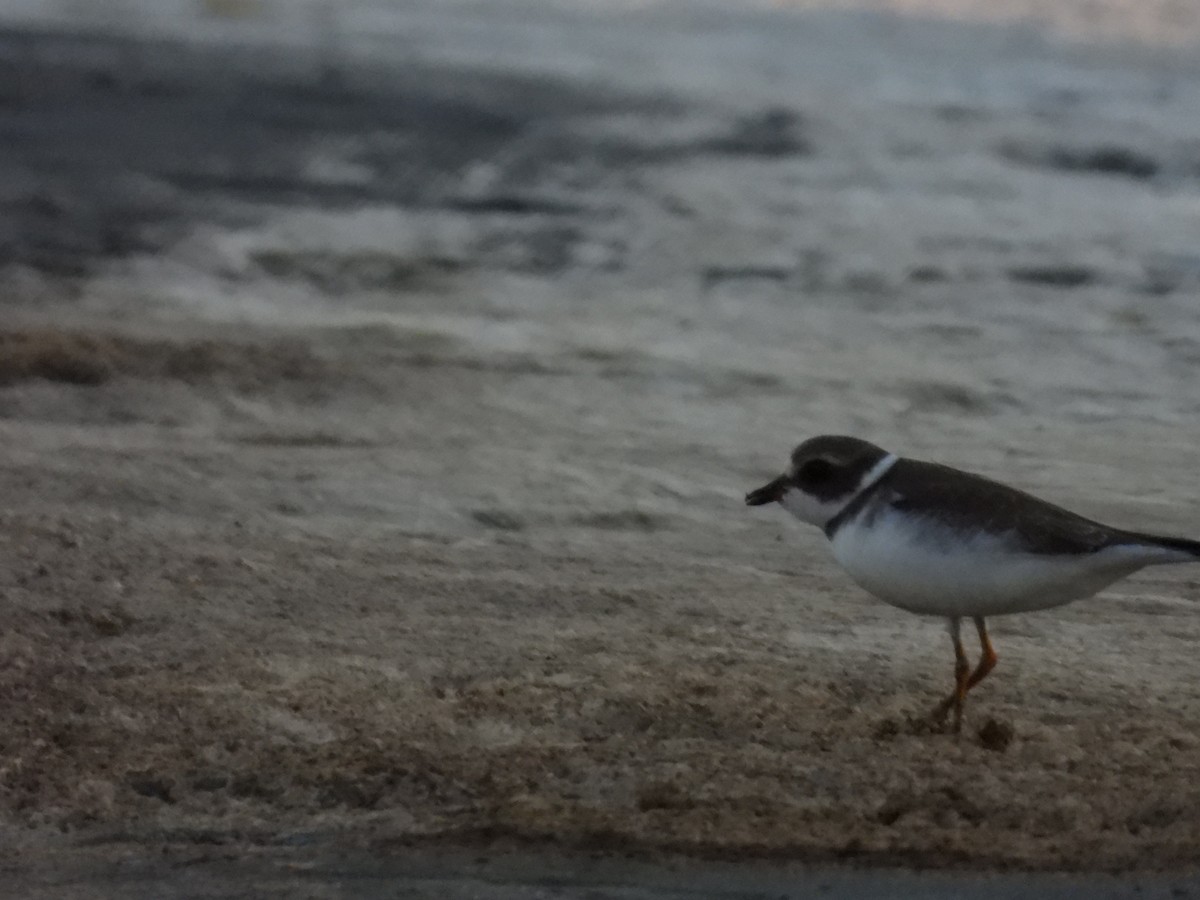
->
xmin=828 ymin=512 xmax=1148 ymax=617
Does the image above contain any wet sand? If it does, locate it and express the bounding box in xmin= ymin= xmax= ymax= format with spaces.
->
xmin=3 ymin=3 xmax=1200 ymax=889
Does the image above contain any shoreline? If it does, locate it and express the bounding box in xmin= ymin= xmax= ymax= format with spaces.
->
xmin=9 ymin=839 xmax=1200 ymax=899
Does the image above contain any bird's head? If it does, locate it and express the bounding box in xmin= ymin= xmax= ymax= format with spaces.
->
xmin=746 ymin=435 xmax=894 ymax=529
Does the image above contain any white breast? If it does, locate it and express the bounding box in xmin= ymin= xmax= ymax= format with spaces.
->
xmin=828 ymin=509 xmax=1153 ymax=617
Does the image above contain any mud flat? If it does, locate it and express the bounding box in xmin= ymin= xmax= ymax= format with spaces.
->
xmin=3 ymin=3 xmax=1200 ymax=894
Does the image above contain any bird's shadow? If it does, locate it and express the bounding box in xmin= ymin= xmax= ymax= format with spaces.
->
xmin=873 ymin=712 xmax=1016 ymax=751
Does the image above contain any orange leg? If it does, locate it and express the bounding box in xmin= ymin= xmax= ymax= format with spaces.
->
xmin=966 ymin=616 xmax=998 ymax=690
xmin=931 ymin=616 xmax=999 ymax=732
xmin=930 ymin=617 xmax=971 ymax=732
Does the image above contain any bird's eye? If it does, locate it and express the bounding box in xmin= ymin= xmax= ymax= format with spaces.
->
xmin=796 ymin=458 xmax=834 ymax=484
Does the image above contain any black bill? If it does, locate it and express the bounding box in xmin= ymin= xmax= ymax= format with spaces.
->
xmin=745 ymin=475 xmax=789 ymax=506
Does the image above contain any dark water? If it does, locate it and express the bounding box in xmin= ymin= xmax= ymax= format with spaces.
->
xmin=12 ymin=844 xmax=1200 ymax=900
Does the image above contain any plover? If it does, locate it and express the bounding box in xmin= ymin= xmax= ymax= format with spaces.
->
xmin=746 ymin=435 xmax=1200 ymax=731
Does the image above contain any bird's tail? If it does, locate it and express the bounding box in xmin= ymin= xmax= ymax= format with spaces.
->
xmin=1124 ymin=532 xmax=1200 ymax=562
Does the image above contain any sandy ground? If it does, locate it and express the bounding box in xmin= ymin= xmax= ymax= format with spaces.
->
xmin=5 ymin=4 xmax=1200 ymax=887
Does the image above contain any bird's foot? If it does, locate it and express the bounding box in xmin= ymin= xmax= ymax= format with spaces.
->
xmin=924 ymin=695 xmax=964 ymax=734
